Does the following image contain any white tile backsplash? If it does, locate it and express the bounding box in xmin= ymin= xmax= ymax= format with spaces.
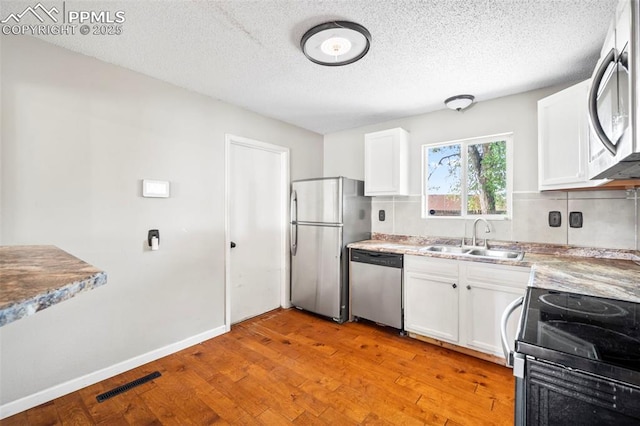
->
xmin=512 ymin=192 xmax=568 ymax=244
xmin=370 ymin=189 xmax=639 ymax=250
xmin=424 ymin=218 xmax=466 ymax=240
xmin=392 ymin=197 xmax=424 ymax=236
xmin=567 ymin=196 xmax=636 ymax=249
xmin=371 ymin=199 xmax=394 ymax=234
xmin=567 ymin=190 xmax=630 ymax=199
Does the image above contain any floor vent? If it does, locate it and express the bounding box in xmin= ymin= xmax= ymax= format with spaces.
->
xmin=96 ymin=371 xmax=161 ymax=403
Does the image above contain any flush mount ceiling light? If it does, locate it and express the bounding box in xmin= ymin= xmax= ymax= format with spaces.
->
xmin=444 ymin=94 xmax=475 ymax=111
xmin=301 ymin=21 xmax=371 ymax=66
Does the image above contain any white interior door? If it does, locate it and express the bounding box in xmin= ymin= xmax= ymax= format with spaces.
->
xmin=226 ymin=135 xmax=289 ymax=325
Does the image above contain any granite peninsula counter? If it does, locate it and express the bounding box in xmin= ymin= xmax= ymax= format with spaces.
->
xmin=348 ymin=236 xmax=640 ymax=303
xmin=0 ymin=245 xmax=107 ymax=327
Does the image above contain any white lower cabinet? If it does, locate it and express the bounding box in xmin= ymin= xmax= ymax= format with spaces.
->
xmin=459 ymin=262 xmax=530 ymax=357
xmin=404 ymin=257 xmax=459 ymax=342
xmin=404 ymin=255 xmax=529 ymax=359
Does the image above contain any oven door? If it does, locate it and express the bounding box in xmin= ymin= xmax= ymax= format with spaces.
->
xmin=588 ymin=3 xmax=632 ymax=179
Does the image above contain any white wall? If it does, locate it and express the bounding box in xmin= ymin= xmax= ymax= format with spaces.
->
xmin=324 ymin=87 xmax=639 ymax=250
xmin=0 ymin=36 xmax=323 ymax=408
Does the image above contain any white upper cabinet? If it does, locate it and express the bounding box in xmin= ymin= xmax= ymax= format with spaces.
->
xmin=364 ymin=128 xmax=409 ymax=196
xmin=538 ymin=80 xmax=608 ymax=191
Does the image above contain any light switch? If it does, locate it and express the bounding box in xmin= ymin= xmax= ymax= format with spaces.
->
xmin=142 ymin=180 xmax=170 ymax=198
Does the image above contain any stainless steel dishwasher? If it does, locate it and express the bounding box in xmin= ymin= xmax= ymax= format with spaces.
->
xmin=349 ymin=249 xmax=403 ymax=331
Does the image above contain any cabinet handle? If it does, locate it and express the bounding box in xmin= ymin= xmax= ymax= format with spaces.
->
xmin=452 ymin=283 xmax=457 ymax=289
xmin=466 ymin=285 xmax=471 ymax=290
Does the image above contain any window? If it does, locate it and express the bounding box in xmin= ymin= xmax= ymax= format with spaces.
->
xmin=423 ymin=133 xmax=512 ymax=218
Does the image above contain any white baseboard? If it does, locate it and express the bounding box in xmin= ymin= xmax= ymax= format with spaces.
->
xmin=0 ymin=325 xmax=227 ymax=420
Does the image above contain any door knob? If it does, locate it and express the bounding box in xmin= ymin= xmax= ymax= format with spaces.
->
xmin=230 ymin=241 xmax=237 ymax=248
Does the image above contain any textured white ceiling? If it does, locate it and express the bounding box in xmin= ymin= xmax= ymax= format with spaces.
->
xmin=3 ymin=0 xmax=618 ymax=134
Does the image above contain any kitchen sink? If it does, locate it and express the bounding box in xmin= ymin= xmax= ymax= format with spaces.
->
xmin=466 ymin=248 xmax=524 ymax=260
xmin=419 ymin=245 xmax=524 ymax=261
xmin=421 ymin=245 xmax=471 ymax=254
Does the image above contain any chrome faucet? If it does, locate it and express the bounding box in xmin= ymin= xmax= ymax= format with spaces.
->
xmin=472 ymin=218 xmax=491 ymax=248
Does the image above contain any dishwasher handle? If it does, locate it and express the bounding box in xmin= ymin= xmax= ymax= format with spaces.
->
xmin=500 ymin=296 xmax=524 ymax=368
xmin=350 ymin=249 xmax=403 ymax=268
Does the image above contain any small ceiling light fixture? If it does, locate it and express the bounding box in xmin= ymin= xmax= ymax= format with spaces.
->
xmin=301 ymin=21 xmax=371 ymax=66
xmin=444 ymin=94 xmax=475 ymax=111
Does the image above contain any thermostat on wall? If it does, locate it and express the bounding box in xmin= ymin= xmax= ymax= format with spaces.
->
xmin=142 ymin=179 xmax=170 ymax=198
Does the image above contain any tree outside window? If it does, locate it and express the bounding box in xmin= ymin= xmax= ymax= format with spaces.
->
xmin=424 ymin=134 xmax=512 ymax=218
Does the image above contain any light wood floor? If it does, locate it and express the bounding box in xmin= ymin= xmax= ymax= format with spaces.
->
xmin=2 ymin=308 xmax=515 ymax=425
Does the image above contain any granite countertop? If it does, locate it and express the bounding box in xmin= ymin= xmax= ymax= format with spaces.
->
xmin=0 ymin=245 xmax=107 ymax=327
xmin=348 ymin=236 xmax=640 ymax=303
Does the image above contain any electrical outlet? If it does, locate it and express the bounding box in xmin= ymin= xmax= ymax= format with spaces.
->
xmin=378 ymin=210 xmax=385 ymax=221
xmin=569 ymin=211 xmax=583 ymax=228
xmin=548 ymin=211 xmax=561 ymax=227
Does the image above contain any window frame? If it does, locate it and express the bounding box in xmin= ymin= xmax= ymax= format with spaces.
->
xmin=421 ymin=132 xmax=514 ymax=220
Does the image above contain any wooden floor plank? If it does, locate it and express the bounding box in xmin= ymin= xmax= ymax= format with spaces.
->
xmin=360 ymin=412 xmax=398 ymax=425
xmin=76 ymin=381 xmax=129 ymax=425
xmin=95 ymin=415 xmax=129 ymax=425
xmin=2 ymin=308 xmax=514 ymax=426
xmin=231 ymin=374 xmax=305 ymax=421
xmin=118 ymin=396 xmax=162 ymax=426
xmin=236 ymin=323 xmax=343 ymax=391
xmin=0 ymin=412 xmax=28 ymax=426
xmin=55 ymin=401 xmax=93 ymax=426
xmin=25 ymin=402 xmax=60 ymax=426
xmin=256 ymin=408 xmax=296 ymax=425
xmin=298 ymin=381 xmax=370 ymax=424
xmin=318 ymin=406 xmax=360 ymax=425
xmin=331 ymin=384 xmax=433 ymax=426
xmin=245 ymin=363 xmax=329 ymax=417
xmin=282 ymin=329 xmax=339 ymax=356
xmin=135 ymin=385 xmax=194 ymax=425
xmin=195 ymin=386 xmax=258 ymax=425
xmin=207 ymin=372 xmax=269 ymax=418
xmin=154 ymin=356 xmax=223 ymax=424
xmin=291 ymin=411 xmax=326 ymax=426
xmin=410 ymin=376 xmax=509 ymax=426
xmin=329 ymin=349 xmax=423 ymax=403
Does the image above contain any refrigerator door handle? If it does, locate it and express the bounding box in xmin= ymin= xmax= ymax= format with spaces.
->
xmin=290 ymin=190 xmax=298 ymax=256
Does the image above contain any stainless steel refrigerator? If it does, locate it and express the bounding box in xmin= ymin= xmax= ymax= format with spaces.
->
xmin=290 ymin=177 xmax=371 ymax=323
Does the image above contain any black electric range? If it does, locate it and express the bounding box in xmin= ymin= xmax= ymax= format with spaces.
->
xmin=516 ymin=287 xmax=640 ymax=387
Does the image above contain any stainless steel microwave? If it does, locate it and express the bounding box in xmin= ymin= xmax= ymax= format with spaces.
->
xmin=588 ymin=0 xmax=640 ymax=180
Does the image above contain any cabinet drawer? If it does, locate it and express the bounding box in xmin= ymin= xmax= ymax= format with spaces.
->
xmin=404 ymin=255 xmax=458 ymax=278
xmin=461 ymin=261 xmax=530 ymax=288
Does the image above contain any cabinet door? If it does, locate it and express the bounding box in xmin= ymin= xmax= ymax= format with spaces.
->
xmin=461 ymin=281 xmax=524 ymax=357
xmin=459 ymin=262 xmax=528 ymax=357
xmin=404 ymin=271 xmax=458 ymax=343
xmin=364 ymin=128 xmax=409 ymax=196
xmin=538 ymin=80 xmax=608 ymax=190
